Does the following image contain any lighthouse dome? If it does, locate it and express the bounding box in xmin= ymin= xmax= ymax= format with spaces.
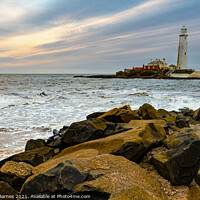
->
xmin=181 ymin=26 xmax=187 ymax=34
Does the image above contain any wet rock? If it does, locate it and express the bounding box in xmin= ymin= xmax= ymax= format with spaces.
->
xmin=138 ymin=103 xmax=160 ymax=119
xmin=20 ymin=154 xmax=166 ymax=200
xmin=0 ymin=147 xmax=55 ymax=167
xmin=86 ymin=112 xmax=105 ymax=120
xmin=152 ymin=132 xmax=200 ymax=185
xmin=0 ymin=161 xmax=33 ymax=191
xmin=0 ymin=181 xmax=17 ymax=198
xmin=187 ymin=184 xmax=200 ymax=200
xmin=98 ymin=105 xmax=141 ymax=123
xmin=25 ymin=139 xmax=46 ymax=151
xmin=40 ymin=92 xmax=47 ymax=96
xmin=193 ymin=108 xmax=200 ymax=121
xmin=61 ymin=118 xmax=117 ymax=150
xmin=109 ymin=186 xmax=153 ymax=200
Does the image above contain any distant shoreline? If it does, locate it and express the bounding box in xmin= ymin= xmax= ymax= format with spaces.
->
xmin=74 ymin=74 xmax=200 ymax=80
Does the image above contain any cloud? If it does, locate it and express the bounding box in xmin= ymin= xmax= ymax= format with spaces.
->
xmin=0 ymin=0 xmax=200 ymax=72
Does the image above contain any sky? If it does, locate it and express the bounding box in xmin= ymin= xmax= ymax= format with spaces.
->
xmin=0 ymin=0 xmax=200 ymax=74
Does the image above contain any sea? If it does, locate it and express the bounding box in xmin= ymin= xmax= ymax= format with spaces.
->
xmin=0 ymin=74 xmax=200 ymax=160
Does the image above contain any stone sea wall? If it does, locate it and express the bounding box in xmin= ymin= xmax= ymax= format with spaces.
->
xmin=0 ymin=104 xmax=200 ymax=200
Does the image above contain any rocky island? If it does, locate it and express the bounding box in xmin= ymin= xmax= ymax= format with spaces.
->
xmin=0 ymin=104 xmax=200 ymax=200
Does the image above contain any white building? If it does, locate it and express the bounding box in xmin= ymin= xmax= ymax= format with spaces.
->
xmin=147 ymin=58 xmax=168 ymax=69
xmin=177 ymin=26 xmax=188 ymax=69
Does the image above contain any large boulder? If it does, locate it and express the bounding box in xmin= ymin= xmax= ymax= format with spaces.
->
xmin=25 ymin=139 xmax=46 ymax=151
xmin=98 ymin=105 xmax=141 ymax=123
xmin=59 ymin=122 xmax=166 ymax=163
xmin=0 ymin=161 xmax=33 ymax=191
xmin=193 ymin=108 xmax=200 ymax=121
xmin=0 ymin=147 xmax=55 ymax=167
xmin=152 ymin=131 xmax=200 ymax=185
xmin=20 ymin=154 xmax=166 ymax=200
xmin=0 ymin=181 xmax=17 ymax=199
xmin=61 ymin=118 xmax=125 ymax=150
xmin=138 ymin=104 xmax=160 ymax=119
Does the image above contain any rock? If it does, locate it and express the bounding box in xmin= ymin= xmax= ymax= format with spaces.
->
xmin=0 ymin=181 xmax=17 ymax=198
xmin=46 ymin=135 xmax=62 ymax=149
xmin=0 ymin=161 xmax=33 ymax=191
xmin=119 ymin=119 xmax=167 ymax=130
xmin=55 ymin=122 xmax=166 ymax=163
xmin=98 ymin=105 xmax=141 ymax=123
xmin=187 ymin=184 xmax=200 ymax=200
xmin=158 ymin=109 xmax=172 ymax=118
xmin=182 ymin=108 xmax=194 ymax=117
xmin=163 ymin=132 xmax=198 ymax=149
xmin=175 ymin=115 xmax=190 ymax=128
xmin=152 ymin=132 xmax=200 ymax=185
xmin=25 ymin=139 xmax=46 ymax=151
xmin=138 ymin=103 xmax=160 ymax=119
xmin=59 ymin=126 xmax=69 ymax=135
xmin=109 ymin=186 xmax=153 ymax=200
xmin=20 ymin=154 xmax=167 ymax=200
xmin=61 ymin=118 xmax=117 ymax=150
xmin=0 ymin=147 xmax=55 ymax=167
xmin=193 ymin=108 xmax=200 ymax=121
xmin=195 ymin=169 xmax=200 ymax=186
xmin=86 ymin=112 xmax=105 ymax=120
xmin=40 ymin=92 xmax=47 ymax=96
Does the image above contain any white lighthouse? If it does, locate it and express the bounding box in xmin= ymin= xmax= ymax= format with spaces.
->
xmin=177 ymin=26 xmax=188 ymax=69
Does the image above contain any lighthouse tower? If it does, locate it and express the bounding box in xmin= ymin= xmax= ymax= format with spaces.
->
xmin=177 ymin=26 xmax=188 ymax=69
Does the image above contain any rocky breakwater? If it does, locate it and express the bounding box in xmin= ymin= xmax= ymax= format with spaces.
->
xmin=0 ymin=104 xmax=200 ymax=199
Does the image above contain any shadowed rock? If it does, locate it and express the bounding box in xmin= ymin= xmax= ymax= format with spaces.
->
xmin=25 ymin=139 xmax=46 ymax=151
xmin=193 ymin=108 xmax=200 ymax=121
xmin=0 ymin=147 xmax=55 ymax=167
xmin=152 ymin=132 xmax=200 ymax=185
xmin=61 ymin=118 xmax=124 ymax=150
xmin=86 ymin=112 xmax=105 ymax=120
xmin=0 ymin=181 xmax=17 ymax=198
